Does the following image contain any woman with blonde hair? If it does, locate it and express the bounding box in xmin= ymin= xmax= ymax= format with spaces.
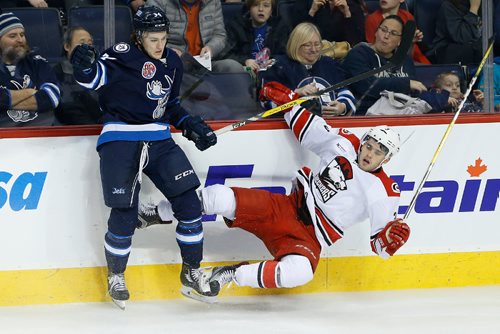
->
xmin=259 ymin=22 xmax=356 ymax=116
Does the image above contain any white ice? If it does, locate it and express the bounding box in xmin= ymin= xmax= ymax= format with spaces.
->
xmin=1 ymin=286 xmax=500 ymax=334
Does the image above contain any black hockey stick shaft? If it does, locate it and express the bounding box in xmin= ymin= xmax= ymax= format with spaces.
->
xmin=179 ymin=52 xmax=211 ymax=101
xmin=214 ymin=20 xmax=416 ymax=136
xmin=403 ymin=36 xmax=495 ymax=220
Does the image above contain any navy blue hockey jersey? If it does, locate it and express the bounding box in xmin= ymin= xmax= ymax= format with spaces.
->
xmin=73 ymin=43 xmax=190 ymax=147
xmin=0 ymin=52 xmax=61 ymax=127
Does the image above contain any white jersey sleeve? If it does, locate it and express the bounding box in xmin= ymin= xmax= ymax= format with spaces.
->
xmin=284 ymin=105 xmax=359 ymax=162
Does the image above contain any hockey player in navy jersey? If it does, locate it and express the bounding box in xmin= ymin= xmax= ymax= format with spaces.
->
xmin=140 ymin=82 xmax=410 ymax=302
xmin=70 ymin=6 xmax=217 ymax=308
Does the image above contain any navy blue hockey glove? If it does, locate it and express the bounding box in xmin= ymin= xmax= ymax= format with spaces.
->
xmin=181 ymin=116 xmax=217 ymax=151
xmin=70 ymin=44 xmax=98 ymax=72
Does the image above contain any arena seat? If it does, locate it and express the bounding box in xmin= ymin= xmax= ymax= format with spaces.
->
xmin=221 ymin=2 xmax=245 ymax=27
xmin=276 ymin=0 xmax=295 ymax=28
xmin=5 ymin=7 xmax=64 ymax=62
xmin=67 ymin=5 xmax=133 ymax=53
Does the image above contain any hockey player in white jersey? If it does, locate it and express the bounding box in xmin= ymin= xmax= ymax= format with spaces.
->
xmin=140 ymin=81 xmax=410 ymax=300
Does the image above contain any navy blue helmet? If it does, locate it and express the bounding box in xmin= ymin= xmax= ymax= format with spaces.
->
xmin=133 ymin=6 xmax=169 ymax=33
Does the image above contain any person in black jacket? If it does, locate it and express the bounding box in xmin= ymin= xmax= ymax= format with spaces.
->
xmin=342 ymin=15 xmax=428 ymax=115
xmin=292 ymin=0 xmax=367 ymax=47
xmin=428 ymin=0 xmax=482 ymax=64
xmin=223 ymin=0 xmax=290 ymax=73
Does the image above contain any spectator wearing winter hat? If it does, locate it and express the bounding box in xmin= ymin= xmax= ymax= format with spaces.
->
xmin=0 ymin=12 xmax=61 ymax=127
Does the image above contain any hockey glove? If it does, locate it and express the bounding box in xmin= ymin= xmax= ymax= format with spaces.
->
xmin=260 ymin=81 xmax=322 ymax=114
xmin=371 ymin=218 xmax=410 ymax=259
xmin=181 ymin=116 xmax=217 ymax=151
xmin=70 ymin=44 xmax=98 ymax=72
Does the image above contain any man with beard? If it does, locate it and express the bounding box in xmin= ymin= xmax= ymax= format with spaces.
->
xmin=0 ymin=12 xmax=61 ymax=127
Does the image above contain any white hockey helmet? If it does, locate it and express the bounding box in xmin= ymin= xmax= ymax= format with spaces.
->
xmin=360 ymin=125 xmax=400 ymax=160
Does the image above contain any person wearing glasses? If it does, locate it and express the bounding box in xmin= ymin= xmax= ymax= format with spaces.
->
xmin=259 ymin=22 xmax=356 ymax=117
xmin=364 ymin=0 xmax=430 ymax=64
xmin=342 ymin=15 xmax=427 ymax=115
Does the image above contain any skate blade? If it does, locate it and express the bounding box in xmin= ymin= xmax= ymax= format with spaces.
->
xmin=180 ymin=286 xmax=217 ymax=304
xmin=111 ymin=298 xmax=126 ymax=310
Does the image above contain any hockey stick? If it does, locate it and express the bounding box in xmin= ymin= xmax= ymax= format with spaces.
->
xmin=403 ymin=36 xmax=495 ymax=220
xmin=214 ymin=20 xmax=417 ymax=136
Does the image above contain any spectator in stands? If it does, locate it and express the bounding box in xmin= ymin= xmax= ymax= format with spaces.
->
xmin=428 ymin=0 xmax=482 ymax=65
xmin=223 ymin=0 xmax=290 ymax=74
xmin=292 ymin=0 xmax=366 ymax=47
xmin=342 ymin=15 xmax=427 ymax=115
xmin=365 ymin=0 xmax=430 ymax=64
xmin=432 ymin=71 xmax=483 ymax=112
xmin=53 ymin=26 xmax=101 ymax=125
xmin=478 ymin=57 xmax=500 ymax=112
xmin=0 ymin=12 xmax=61 ymax=127
xmin=147 ymin=0 xmax=245 ymax=72
xmin=260 ymin=22 xmax=356 ymax=116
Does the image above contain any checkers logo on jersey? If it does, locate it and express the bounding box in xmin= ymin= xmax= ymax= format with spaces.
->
xmin=315 ymin=156 xmax=353 ymax=203
xmin=142 ymin=62 xmax=157 ymax=79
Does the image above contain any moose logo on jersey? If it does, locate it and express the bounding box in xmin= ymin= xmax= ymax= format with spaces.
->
xmin=146 ymin=75 xmax=173 ymax=119
xmin=314 ymin=156 xmax=353 ymax=203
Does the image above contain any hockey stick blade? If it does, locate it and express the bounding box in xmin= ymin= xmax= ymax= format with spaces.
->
xmin=214 ymin=20 xmax=416 ymax=136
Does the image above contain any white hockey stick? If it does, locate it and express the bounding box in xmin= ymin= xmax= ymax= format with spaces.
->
xmin=403 ymin=37 xmax=495 ymax=220
xmin=214 ymin=20 xmax=417 ymax=136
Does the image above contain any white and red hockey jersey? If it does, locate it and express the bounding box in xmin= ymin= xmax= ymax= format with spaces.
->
xmin=284 ymin=105 xmax=400 ymax=254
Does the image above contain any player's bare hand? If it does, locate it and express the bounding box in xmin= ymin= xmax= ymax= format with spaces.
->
xmin=472 ymin=89 xmax=484 ymax=103
xmin=309 ymin=0 xmax=328 ymax=15
xmin=410 ymin=80 xmax=427 ymax=92
xmin=322 ymin=100 xmax=347 ymax=116
xmin=295 ymin=83 xmax=319 ymax=96
xmin=448 ymin=97 xmax=459 ymax=108
xmin=244 ymin=59 xmax=260 ymax=72
xmin=332 ymin=0 xmax=351 ymax=17
xmin=413 ymin=29 xmax=424 ymax=43
xmin=200 ymin=46 xmax=212 ymax=58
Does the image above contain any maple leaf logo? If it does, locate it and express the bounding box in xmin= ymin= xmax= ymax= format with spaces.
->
xmin=467 ymin=157 xmax=487 ymax=177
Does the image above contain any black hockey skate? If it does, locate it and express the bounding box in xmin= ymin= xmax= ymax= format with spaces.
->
xmin=137 ymin=202 xmax=172 ymax=229
xmin=180 ymin=263 xmax=215 ymax=303
xmin=108 ymin=272 xmax=129 ymax=310
xmin=208 ymin=262 xmax=248 ymax=296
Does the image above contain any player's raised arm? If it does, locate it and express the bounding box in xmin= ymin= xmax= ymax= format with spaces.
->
xmin=260 ymin=81 xmax=357 ymax=160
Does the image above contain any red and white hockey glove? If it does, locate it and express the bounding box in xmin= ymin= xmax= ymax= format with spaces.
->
xmin=259 ymin=81 xmax=300 ymax=112
xmin=371 ymin=218 xmax=410 ymax=259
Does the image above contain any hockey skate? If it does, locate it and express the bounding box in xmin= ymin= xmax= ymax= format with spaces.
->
xmin=137 ymin=202 xmax=172 ymax=229
xmin=108 ymin=272 xmax=129 ymax=310
xmin=180 ymin=263 xmax=215 ymax=303
xmin=208 ymin=262 xmax=248 ymax=296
